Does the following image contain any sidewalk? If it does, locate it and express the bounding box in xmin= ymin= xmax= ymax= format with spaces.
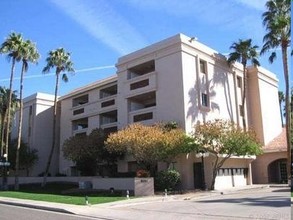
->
xmin=0 ymin=184 xmax=284 ymax=219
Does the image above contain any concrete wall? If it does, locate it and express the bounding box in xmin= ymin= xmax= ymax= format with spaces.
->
xmin=11 ymin=93 xmax=57 ymax=176
xmin=92 ymin=177 xmax=154 ymax=196
xmin=1 ymin=176 xmax=154 ymax=196
xmin=2 ymin=176 xmax=94 ymax=185
xmin=252 ymin=151 xmax=287 ymax=184
xmin=174 ymin=154 xmax=253 ymax=190
xmin=247 ymin=67 xmax=282 ymax=145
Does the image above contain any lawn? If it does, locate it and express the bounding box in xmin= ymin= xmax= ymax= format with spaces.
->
xmin=0 ymin=182 xmax=127 ymax=205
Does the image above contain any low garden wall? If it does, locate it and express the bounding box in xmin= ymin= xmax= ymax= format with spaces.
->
xmin=0 ymin=176 xmax=154 ymax=196
xmin=92 ymin=177 xmax=154 ymax=196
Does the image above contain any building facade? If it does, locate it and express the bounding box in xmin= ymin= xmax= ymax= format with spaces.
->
xmin=11 ymin=93 xmax=58 ymax=176
xmin=13 ymin=34 xmax=285 ymax=190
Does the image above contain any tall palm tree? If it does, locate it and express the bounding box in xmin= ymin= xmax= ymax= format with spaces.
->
xmin=0 ymin=87 xmax=18 ymax=157
xmin=261 ymin=0 xmax=291 ymax=184
xmin=15 ymin=39 xmax=39 ymax=190
xmin=42 ymin=48 xmax=74 ymax=186
xmin=278 ymin=91 xmax=285 ymax=126
xmin=227 ymin=39 xmax=260 ymax=131
xmin=0 ymin=32 xmax=24 ymax=159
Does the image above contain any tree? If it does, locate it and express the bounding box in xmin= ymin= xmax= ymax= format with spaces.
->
xmin=15 ymin=39 xmax=39 ymax=190
xmin=192 ymin=120 xmax=261 ymax=190
xmin=0 ymin=87 xmax=18 ymax=156
xmin=261 ymin=0 xmax=291 ymax=184
xmin=9 ymin=139 xmax=38 ymax=176
xmin=42 ymin=48 xmax=74 ymax=185
xmin=278 ymin=91 xmax=285 ymax=126
xmin=227 ymin=39 xmax=260 ymax=131
xmin=105 ymin=123 xmax=195 ymax=175
xmin=63 ymin=128 xmax=120 ymax=176
xmin=0 ymin=32 xmax=24 ymax=159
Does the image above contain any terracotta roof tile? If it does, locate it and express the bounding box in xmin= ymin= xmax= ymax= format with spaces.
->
xmin=262 ymin=128 xmax=287 ymax=152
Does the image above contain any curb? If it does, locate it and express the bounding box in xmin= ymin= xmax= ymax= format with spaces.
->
xmin=0 ymin=200 xmax=74 ymax=214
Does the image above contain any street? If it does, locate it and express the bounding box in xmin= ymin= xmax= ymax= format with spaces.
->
xmin=93 ymin=186 xmax=290 ymax=220
xmin=0 ymin=186 xmax=290 ymax=220
xmin=0 ymin=204 xmax=100 ymax=220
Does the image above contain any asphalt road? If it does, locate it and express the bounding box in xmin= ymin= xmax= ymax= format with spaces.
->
xmin=0 ymin=204 xmax=102 ymax=220
xmin=105 ymin=186 xmax=290 ymax=220
xmin=0 ymin=186 xmax=290 ymax=220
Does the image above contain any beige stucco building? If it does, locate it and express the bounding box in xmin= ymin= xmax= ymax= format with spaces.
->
xmin=13 ymin=34 xmax=286 ymax=190
xmin=11 ymin=93 xmax=59 ymax=176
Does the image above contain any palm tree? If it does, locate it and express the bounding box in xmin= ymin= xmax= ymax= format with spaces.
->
xmin=261 ymin=0 xmax=291 ymax=184
xmin=278 ymin=91 xmax=285 ymax=126
xmin=15 ymin=39 xmax=39 ymax=190
xmin=227 ymin=39 xmax=260 ymax=131
xmin=0 ymin=32 xmax=24 ymax=159
xmin=0 ymin=87 xmax=18 ymax=157
xmin=42 ymin=48 xmax=74 ymax=186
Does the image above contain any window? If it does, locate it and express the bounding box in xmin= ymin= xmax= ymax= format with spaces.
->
xmin=29 ymin=106 xmax=33 ymax=115
xmin=237 ymin=76 xmax=242 ymax=88
xmin=239 ymin=105 xmax=244 ymax=117
xmin=201 ymin=93 xmax=209 ymax=107
xmin=133 ymin=112 xmax=153 ymax=122
xmin=130 ymin=79 xmax=149 ymax=90
xmin=199 ymin=60 xmax=207 ymax=74
xmin=101 ymin=99 xmax=115 ymax=108
xmin=73 ymin=108 xmax=84 ymax=115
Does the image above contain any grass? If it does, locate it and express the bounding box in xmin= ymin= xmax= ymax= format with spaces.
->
xmin=0 ymin=182 xmax=128 ymax=205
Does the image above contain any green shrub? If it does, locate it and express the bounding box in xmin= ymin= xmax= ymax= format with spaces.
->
xmin=155 ymin=169 xmax=181 ymax=191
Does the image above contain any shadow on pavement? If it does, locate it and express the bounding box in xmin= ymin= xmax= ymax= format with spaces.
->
xmin=195 ymin=196 xmax=290 ymax=208
xmin=271 ymin=188 xmax=290 ymax=193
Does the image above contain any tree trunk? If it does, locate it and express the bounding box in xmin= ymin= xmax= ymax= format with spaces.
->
xmin=1 ymin=112 xmax=6 ymax=156
xmin=5 ymin=58 xmax=16 ymax=159
xmin=279 ymin=99 xmax=284 ymax=127
xmin=42 ymin=71 xmax=60 ymax=187
xmin=15 ymin=63 xmax=25 ymax=190
xmin=281 ymin=46 xmax=291 ymax=185
xmin=242 ymin=65 xmax=247 ymax=131
xmin=210 ymin=156 xmax=219 ymax=190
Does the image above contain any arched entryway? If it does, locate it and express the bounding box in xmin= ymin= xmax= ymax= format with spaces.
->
xmin=267 ymin=158 xmax=287 ymax=183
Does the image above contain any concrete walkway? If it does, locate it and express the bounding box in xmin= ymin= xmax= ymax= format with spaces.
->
xmin=0 ymin=184 xmax=285 ymax=219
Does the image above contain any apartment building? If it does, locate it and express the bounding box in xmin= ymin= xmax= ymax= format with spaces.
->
xmin=13 ymin=34 xmax=285 ymax=190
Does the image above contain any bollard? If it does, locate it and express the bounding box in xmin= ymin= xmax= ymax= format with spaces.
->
xmin=85 ymin=195 xmax=89 ymax=205
xmin=126 ymin=190 xmax=130 ymax=199
xmin=164 ymin=189 xmax=168 ymax=197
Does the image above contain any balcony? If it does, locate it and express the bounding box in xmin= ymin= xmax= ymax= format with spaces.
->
xmin=72 ymin=94 xmax=89 ymax=108
xmin=100 ymin=84 xmax=117 ymax=99
xmin=127 ymin=60 xmax=155 ymax=80
xmin=100 ymin=110 xmax=118 ymax=126
xmin=128 ymin=91 xmax=156 ymax=112
xmin=72 ymin=118 xmax=88 ymax=134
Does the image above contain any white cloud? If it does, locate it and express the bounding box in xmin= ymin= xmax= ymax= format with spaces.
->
xmin=0 ymin=65 xmax=115 ymax=82
xmin=49 ymin=0 xmax=147 ymax=55
xmin=124 ymin=0 xmax=265 ymax=45
xmin=236 ymin=0 xmax=267 ymax=11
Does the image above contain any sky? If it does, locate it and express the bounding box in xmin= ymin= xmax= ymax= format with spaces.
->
xmin=0 ymin=0 xmax=290 ymax=98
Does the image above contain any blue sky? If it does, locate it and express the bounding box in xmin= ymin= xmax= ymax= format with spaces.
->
xmin=0 ymin=0 xmax=289 ymax=98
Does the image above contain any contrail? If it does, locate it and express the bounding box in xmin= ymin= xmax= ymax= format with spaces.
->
xmin=0 ymin=65 xmax=115 ymax=82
